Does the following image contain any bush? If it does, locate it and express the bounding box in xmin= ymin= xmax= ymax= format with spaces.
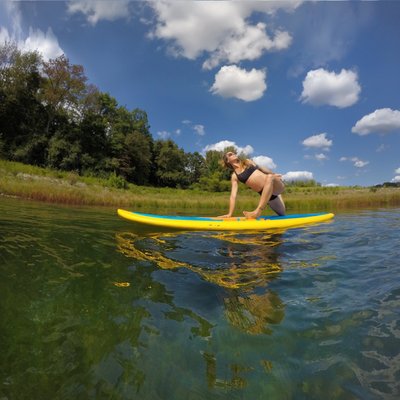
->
xmin=107 ymin=172 xmax=127 ymax=189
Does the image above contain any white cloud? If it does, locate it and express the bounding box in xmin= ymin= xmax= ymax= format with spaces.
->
xmin=300 ymin=68 xmax=361 ymax=108
xmin=302 ymin=133 xmax=332 ymax=150
xmin=354 ymin=159 xmax=369 ymax=168
xmin=203 ymin=23 xmax=292 ymax=70
xmin=315 ymin=153 xmax=328 ymax=161
xmin=323 ymin=183 xmax=339 ymax=187
xmin=193 ymin=124 xmax=205 ymax=136
xmin=21 ymin=27 xmax=64 ymax=60
xmin=288 ymin=3 xmax=372 ymax=77
xmin=0 ymin=26 xmax=11 ymax=43
xmin=391 ymin=176 xmax=400 ymax=183
xmin=376 ymin=144 xmax=388 ymax=153
xmin=352 ymin=108 xmax=400 ymax=135
xmin=67 ymin=0 xmax=131 ymax=25
xmin=304 ymin=153 xmax=328 ymax=161
xmin=395 ymin=167 xmax=400 ymax=174
xmin=283 ymin=171 xmax=314 ymax=181
xmin=148 ymin=1 xmax=297 ymax=69
xmin=0 ymin=25 xmax=63 ymax=61
xmin=202 ymin=141 xmax=276 ymax=168
xmin=1 ymin=1 xmax=23 ymax=38
xmin=210 ymin=65 xmax=266 ymax=102
xmin=203 ymin=140 xmax=254 ymax=156
xmin=157 ymin=130 xmax=171 ymax=139
xmin=0 ymin=1 xmax=64 ymax=61
xmin=252 ymin=156 xmax=277 ymax=170
xmin=0 ymin=3 xmax=64 ymax=61
xmin=340 ymin=157 xmax=369 ymax=168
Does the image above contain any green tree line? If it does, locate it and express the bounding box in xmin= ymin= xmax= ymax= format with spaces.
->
xmin=0 ymin=43 xmax=233 ymax=191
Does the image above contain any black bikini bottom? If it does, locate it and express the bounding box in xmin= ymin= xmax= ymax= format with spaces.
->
xmin=258 ymin=190 xmax=278 ymax=201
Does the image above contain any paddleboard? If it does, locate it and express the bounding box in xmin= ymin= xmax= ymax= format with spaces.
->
xmin=117 ymin=209 xmax=334 ymax=231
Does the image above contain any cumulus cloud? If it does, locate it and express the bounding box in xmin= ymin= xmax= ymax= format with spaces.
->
xmin=305 ymin=153 xmax=328 ymax=161
xmin=203 ymin=23 xmax=292 ymax=70
xmin=300 ymin=68 xmax=361 ymax=108
xmin=202 ymin=140 xmax=254 ymax=156
xmin=210 ymin=65 xmax=266 ymax=102
xmin=323 ymin=183 xmax=339 ymax=187
xmin=392 ymin=176 xmax=400 ymax=183
xmin=395 ymin=167 xmax=400 ymax=174
xmin=157 ymin=128 xmax=181 ymax=139
xmin=0 ymin=26 xmax=63 ymax=61
xmin=21 ymin=27 xmax=64 ymax=60
xmin=351 ymin=108 xmax=400 ymax=135
xmin=340 ymin=157 xmax=369 ymax=168
xmin=157 ymin=130 xmax=171 ymax=139
xmin=302 ymin=133 xmax=332 ymax=150
xmin=67 ymin=0 xmax=131 ymax=25
xmin=148 ymin=1 xmax=297 ymax=69
xmin=252 ymin=156 xmax=277 ymax=170
xmin=0 ymin=1 xmax=23 ymax=38
xmin=315 ymin=153 xmax=328 ymax=161
xmin=0 ymin=26 xmax=11 ymax=43
xmin=202 ymin=142 xmax=277 ymax=169
xmin=181 ymin=120 xmax=206 ymax=136
xmin=283 ymin=171 xmax=314 ymax=182
xmin=0 ymin=3 xmax=64 ymax=60
xmin=193 ymin=124 xmax=205 ymax=136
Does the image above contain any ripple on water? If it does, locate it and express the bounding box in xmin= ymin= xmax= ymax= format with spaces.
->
xmin=2 ymin=199 xmax=400 ymax=399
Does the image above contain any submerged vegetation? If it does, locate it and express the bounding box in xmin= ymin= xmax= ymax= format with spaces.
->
xmin=2 ymin=159 xmax=400 ymax=212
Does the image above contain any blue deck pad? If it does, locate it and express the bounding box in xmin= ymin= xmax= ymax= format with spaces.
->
xmin=133 ymin=212 xmax=222 ymax=221
xmin=134 ymin=212 xmax=327 ymax=222
xmin=258 ymin=213 xmax=326 ymax=220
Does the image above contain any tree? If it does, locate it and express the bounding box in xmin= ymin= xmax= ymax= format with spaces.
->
xmin=40 ymin=55 xmax=89 ymax=134
xmin=0 ymin=42 xmax=47 ymax=164
xmin=185 ymin=152 xmax=206 ymax=186
xmin=153 ymin=140 xmax=188 ymax=187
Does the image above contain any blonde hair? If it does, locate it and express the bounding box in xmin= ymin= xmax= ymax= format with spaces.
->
xmin=222 ymin=152 xmax=252 ymax=171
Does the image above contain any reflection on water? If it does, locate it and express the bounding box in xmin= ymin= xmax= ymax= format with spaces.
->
xmin=116 ymin=231 xmax=283 ymax=291
xmin=115 ymin=231 xmax=285 ymax=333
xmin=2 ymin=198 xmax=400 ymax=399
xmin=115 ymin=229 xmax=287 ymax=390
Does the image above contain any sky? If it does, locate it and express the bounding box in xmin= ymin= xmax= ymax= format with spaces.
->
xmin=1 ymin=0 xmax=400 ymax=186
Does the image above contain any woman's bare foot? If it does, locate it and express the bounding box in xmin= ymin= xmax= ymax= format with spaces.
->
xmin=243 ymin=209 xmax=262 ymax=219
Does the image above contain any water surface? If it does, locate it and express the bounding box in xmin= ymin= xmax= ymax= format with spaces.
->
xmin=1 ymin=198 xmax=399 ymax=399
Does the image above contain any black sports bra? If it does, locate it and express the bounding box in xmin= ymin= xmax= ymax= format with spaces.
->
xmin=235 ymin=164 xmax=258 ymax=183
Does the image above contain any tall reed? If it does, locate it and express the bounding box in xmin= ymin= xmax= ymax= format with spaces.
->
xmin=1 ymin=159 xmax=400 ymax=211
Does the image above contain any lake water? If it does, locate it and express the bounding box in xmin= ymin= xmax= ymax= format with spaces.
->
xmin=1 ymin=197 xmax=399 ymax=399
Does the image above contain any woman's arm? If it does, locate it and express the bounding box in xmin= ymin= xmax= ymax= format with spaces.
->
xmin=218 ymin=174 xmax=238 ymax=218
xmin=246 ymin=159 xmax=273 ymax=175
xmin=257 ymin=165 xmax=273 ymax=174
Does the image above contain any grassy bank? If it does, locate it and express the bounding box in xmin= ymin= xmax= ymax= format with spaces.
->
xmin=1 ymin=159 xmax=400 ymax=212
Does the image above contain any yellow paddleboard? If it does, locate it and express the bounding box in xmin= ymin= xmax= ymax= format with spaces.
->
xmin=117 ymin=209 xmax=334 ymax=231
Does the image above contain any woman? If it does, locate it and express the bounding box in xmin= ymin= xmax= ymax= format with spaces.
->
xmin=219 ymin=151 xmax=285 ymax=218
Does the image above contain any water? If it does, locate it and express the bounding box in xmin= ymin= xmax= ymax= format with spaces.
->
xmin=1 ymin=197 xmax=399 ymax=399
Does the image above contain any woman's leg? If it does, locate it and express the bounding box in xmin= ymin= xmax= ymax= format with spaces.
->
xmin=268 ymin=195 xmax=286 ymax=216
xmin=244 ymin=175 xmax=284 ymax=218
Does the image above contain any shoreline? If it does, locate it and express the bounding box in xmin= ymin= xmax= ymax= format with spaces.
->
xmin=1 ymin=160 xmax=400 ymax=212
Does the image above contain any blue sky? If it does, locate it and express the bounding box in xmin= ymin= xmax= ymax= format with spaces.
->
xmin=1 ymin=1 xmax=400 ymax=186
